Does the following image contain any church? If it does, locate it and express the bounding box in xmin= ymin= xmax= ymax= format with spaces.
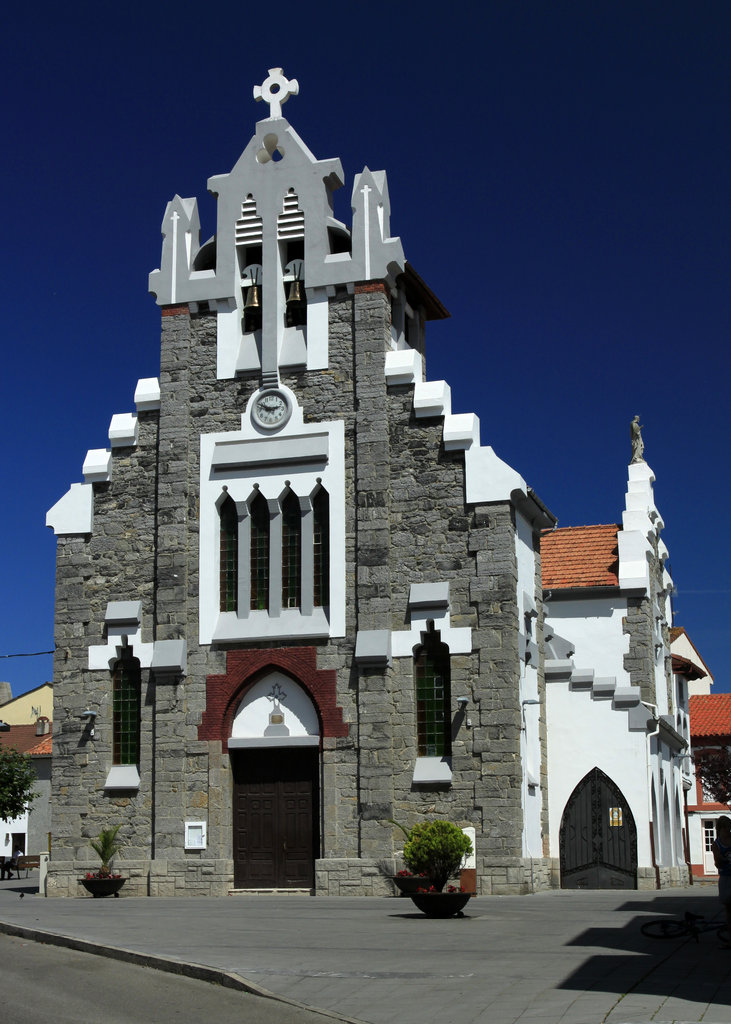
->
xmin=45 ymin=70 xmax=684 ymax=897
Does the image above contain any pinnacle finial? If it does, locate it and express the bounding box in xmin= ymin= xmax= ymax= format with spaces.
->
xmin=253 ymin=68 xmax=299 ymax=119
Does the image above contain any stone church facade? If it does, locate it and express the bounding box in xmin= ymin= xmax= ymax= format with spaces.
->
xmin=46 ymin=70 xmax=683 ymax=897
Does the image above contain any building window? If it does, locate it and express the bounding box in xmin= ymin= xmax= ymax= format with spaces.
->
xmin=250 ymin=492 xmax=270 ymax=611
xmin=281 ymin=491 xmax=302 ymax=609
xmin=113 ymin=647 xmax=141 ymax=766
xmin=219 ymin=495 xmax=238 ymax=612
xmin=415 ymin=627 xmax=451 ymax=758
xmin=313 ymin=487 xmax=330 ymax=607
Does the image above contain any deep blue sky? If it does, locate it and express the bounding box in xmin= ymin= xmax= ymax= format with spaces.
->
xmin=2 ymin=1 xmax=729 ymax=696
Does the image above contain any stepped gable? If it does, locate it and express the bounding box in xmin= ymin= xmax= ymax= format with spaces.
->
xmin=542 ymin=524 xmax=620 ymax=590
xmin=690 ymin=694 xmax=731 ymax=739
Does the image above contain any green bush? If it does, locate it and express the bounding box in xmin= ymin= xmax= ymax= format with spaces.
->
xmin=403 ymin=820 xmax=473 ymax=892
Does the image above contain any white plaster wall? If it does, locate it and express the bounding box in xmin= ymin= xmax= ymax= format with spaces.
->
xmin=0 ymin=811 xmax=28 ymax=856
xmin=688 ymin=809 xmax=717 ymax=873
xmin=515 ymin=512 xmax=542 ymax=858
xmin=546 ymin=597 xmax=629 ymax=683
xmin=546 ymin=680 xmax=652 ymax=866
xmin=652 ymin=744 xmax=686 ymax=867
xmin=672 ymin=632 xmax=713 ymax=695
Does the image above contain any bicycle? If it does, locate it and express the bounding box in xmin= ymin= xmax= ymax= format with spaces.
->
xmin=641 ymin=911 xmax=729 ymax=944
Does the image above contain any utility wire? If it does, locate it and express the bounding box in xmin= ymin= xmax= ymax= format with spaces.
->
xmin=0 ymin=650 xmax=55 ymax=659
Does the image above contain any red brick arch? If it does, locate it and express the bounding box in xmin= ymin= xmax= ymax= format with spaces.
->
xmin=198 ymin=647 xmax=348 ymax=751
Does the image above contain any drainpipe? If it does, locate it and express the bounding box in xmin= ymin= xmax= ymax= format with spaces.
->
xmin=642 ymin=701 xmax=661 ymax=889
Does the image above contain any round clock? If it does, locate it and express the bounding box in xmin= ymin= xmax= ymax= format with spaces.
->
xmin=252 ymin=389 xmax=291 ymax=430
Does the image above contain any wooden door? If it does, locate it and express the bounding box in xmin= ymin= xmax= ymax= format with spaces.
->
xmin=232 ymin=747 xmax=318 ymax=889
xmin=560 ymin=767 xmax=637 ymax=889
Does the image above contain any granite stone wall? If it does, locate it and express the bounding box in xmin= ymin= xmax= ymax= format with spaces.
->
xmin=49 ymin=282 xmax=542 ymax=896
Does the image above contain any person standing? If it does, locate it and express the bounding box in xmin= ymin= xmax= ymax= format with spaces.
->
xmin=712 ymin=816 xmax=731 ymax=941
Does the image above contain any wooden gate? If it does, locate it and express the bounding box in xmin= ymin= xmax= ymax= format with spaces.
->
xmin=232 ymin=747 xmax=318 ymax=889
xmin=559 ymin=767 xmax=637 ymax=889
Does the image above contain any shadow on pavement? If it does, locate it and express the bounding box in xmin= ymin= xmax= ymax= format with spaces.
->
xmin=558 ymin=891 xmax=731 ymax=1005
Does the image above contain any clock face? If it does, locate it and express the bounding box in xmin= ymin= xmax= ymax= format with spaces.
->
xmin=253 ymin=390 xmax=290 ymax=429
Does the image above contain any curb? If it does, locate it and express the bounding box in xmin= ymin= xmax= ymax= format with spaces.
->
xmin=0 ymin=919 xmax=365 ymax=1024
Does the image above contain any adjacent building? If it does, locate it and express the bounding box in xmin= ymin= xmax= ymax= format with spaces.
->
xmin=542 ymin=460 xmax=689 ymax=889
xmin=687 ymin=692 xmax=730 ymax=880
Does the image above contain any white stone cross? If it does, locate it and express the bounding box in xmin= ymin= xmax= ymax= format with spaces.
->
xmin=253 ymin=68 xmax=299 ymax=118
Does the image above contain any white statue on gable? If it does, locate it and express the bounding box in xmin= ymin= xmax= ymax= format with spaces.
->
xmin=253 ymin=68 xmax=299 ymax=119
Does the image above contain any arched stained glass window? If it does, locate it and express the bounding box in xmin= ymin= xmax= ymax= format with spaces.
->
xmin=250 ymin=492 xmax=270 ymax=611
xmin=415 ymin=629 xmax=451 ymax=758
xmin=281 ymin=491 xmax=301 ymax=609
xmin=219 ymin=495 xmax=238 ymax=612
xmin=113 ymin=647 xmax=141 ymax=766
xmin=313 ymin=488 xmax=329 ymax=607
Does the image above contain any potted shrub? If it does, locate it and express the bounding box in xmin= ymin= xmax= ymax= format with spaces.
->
xmin=79 ymin=825 xmax=126 ymax=898
xmin=382 ymin=820 xmax=434 ymax=895
xmin=402 ymin=821 xmax=474 ymax=917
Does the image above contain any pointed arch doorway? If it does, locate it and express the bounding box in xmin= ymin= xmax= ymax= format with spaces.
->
xmin=229 ymin=672 xmax=320 ymax=889
xmin=559 ymin=767 xmax=637 ymax=889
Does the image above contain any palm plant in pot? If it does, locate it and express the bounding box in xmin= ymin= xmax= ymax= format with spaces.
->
xmin=402 ymin=821 xmax=474 ymax=917
xmin=80 ymin=825 xmax=126 ymax=897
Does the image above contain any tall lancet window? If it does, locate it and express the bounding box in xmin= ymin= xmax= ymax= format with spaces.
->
xmin=414 ymin=627 xmax=451 ymax=758
xmin=249 ymin=492 xmax=270 ymax=611
xmin=281 ymin=491 xmax=302 ymax=609
xmin=113 ymin=646 xmax=141 ymax=766
xmin=219 ymin=495 xmax=238 ymax=612
xmin=313 ymin=487 xmax=330 ymax=607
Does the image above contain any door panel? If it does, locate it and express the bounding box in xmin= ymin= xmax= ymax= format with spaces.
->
xmin=232 ymin=748 xmax=318 ymax=889
xmin=560 ymin=768 xmax=637 ymax=889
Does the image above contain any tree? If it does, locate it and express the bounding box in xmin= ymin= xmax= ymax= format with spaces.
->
xmin=695 ymin=748 xmax=731 ymax=806
xmin=90 ymin=825 xmax=123 ymax=877
xmin=0 ymin=746 xmax=37 ymax=821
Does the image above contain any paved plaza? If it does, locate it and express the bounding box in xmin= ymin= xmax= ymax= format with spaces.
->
xmin=1 ymin=879 xmax=730 ymax=1024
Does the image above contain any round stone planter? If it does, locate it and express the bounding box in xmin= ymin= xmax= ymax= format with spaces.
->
xmin=79 ymin=876 xmax=126 ymax=898
xmin=408 ymin=891 xmax=473 ymax=918
xmin=391 ymin=875 xmax=434 ymax=896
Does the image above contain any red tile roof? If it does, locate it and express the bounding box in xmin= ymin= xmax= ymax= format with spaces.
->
xmin=0 ymin=724 xmax=53 ymax=755
xmin=690 ymin=695 xmax=731 ymax=739
xmin=25 ymin=734 xmax=52 ymax=756
xmin=542 ymin=524 xmax=620 ymax=590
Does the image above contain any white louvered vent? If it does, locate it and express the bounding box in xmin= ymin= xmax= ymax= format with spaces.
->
xmin=235 ymin=196 xmax=263 ymax=247
xmin=277 ymin=190 xmax=305 ymax=240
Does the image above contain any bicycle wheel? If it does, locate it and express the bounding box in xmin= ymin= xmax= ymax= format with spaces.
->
xmin=718 ymin=926 xmax=730 ymax=945
xmin=641 ymin=919 xmax=689 ymax=939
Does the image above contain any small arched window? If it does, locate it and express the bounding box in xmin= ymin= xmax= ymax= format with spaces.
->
xmin=219 ymin=495 xmax=238 ymax=612
xmin=113 ymin=646 xmax=141 ymax=766
xmin=249 ymin=492 xmax=270 ymax=611
xmin=414 ymin=628 xmax=451 ymax=758
xmin=281 ymin=491 xmax=302 ymax=609
xmin=313 ymin=488 xmax=330 ymax=607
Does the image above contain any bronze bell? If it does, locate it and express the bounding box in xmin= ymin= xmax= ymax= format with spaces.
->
xmin=244 ymin=284 xmax=261 ymax=310
xmin=286 ymin=278 xmax=304 ymax=307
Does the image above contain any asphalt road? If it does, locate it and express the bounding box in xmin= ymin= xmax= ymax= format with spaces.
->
xmin=0 ymin=933 xmax=340 ymax=1024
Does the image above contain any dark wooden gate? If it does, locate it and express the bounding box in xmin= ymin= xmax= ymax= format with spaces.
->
xmin=559 ymin=767 xmax=637 ymax=889
xmin=232 ymin=747 xmax=318 ymax=889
